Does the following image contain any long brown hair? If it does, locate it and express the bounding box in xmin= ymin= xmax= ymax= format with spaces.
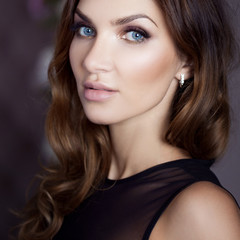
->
xmin=18 ymin=0 xmax=236 ymax=239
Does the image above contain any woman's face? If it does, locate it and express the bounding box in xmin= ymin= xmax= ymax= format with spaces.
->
xmin=69 ymin=0 xmax=185 ymax=125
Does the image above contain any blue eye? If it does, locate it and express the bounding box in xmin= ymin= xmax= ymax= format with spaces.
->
xmin=122 ymin=27 xmax=150 ymax=43
xmin=125 ymin=31 xmax=144 ymax=42
xmin=71 ymin=23 xmax=96 ymax=38
xmin=79 ymin=26 xmax=95 ymax=37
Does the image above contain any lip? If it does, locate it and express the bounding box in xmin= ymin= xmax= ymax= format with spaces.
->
xmin=84 ymin=81 xmax=117 ymax=91
xmin=83 ymin=81 xmax=118 ymax=102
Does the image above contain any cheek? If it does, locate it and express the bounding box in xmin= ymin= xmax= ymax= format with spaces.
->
xmin=113 ymin=43 xmax=180 ymax=112
xmin=117 ymin=44 xmax=179 ymax=88
xmin=69 ymin=42 xmax=80 ymax=80
xmin=69 ymin=41 xmax=89 ymax=106
xmin=69 ymin=41 xmax=78 ymax=68
xmin=69 ymin=40 xmax=88 ymax=76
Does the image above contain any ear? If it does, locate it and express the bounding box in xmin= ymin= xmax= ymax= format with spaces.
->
xmin=175 ymin=60 xmax=194 ymax=81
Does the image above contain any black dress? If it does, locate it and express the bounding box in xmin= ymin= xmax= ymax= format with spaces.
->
xmin=53 ymin=159 xmax=234 ymax=240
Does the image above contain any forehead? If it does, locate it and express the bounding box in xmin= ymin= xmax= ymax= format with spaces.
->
xmin=76 ymin=0 xmax=163 ymax=24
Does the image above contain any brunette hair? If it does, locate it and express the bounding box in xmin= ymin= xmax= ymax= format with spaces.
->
xmin=18 ymin=0 xmax=236 ymax=239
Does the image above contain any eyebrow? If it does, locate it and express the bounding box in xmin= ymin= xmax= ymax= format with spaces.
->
xmin=112 ymin=14 xmax=158 ymax=27
xmin=75 ymin=8 xmax=158 ymax=27
xmin=75 ymin=9 xmax=93 ymax=24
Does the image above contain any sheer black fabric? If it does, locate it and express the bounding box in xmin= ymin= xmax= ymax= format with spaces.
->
xmin=54 ymin=159 xmax=222 ymax=240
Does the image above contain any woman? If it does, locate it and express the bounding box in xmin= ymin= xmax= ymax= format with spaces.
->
xmin=18 ymin=0 xmax=240 ymax=239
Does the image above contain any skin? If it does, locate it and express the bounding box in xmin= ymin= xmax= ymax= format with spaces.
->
xmin=150 ymin=182 xmax=240 ymax=240
xmin=70 ymin=0 xmax=186 ymax=126
xmin=69 ymin=0 xmax=240 ymax=239
xmin=70 ymin=0 xmax=191 ymax=176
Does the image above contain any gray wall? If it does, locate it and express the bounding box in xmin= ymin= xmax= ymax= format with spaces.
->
xmin=0 ymin=1 xmax=54 ymax=239
xmin=212 ymin=0 xmax=240 ymax=205
xmin=0 ymin=1 xmax=239 ymax=239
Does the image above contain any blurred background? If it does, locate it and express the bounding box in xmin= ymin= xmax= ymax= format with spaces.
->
xmin=0 ymin=0 xmax=239 ymax=239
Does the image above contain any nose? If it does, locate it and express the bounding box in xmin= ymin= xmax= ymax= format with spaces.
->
xmin=82 ymin=37 xmax=113 ymax=74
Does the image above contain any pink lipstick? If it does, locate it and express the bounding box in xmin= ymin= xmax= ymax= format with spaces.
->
xmin=83 ymin=82 xmax=118 ymax=102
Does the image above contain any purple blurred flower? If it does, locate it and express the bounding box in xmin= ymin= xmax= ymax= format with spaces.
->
xmin=27 ymin=0 xmax=49 ymax=20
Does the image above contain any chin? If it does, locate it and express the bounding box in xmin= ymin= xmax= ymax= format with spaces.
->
xmin=82 ymin=104 xmax=124 ymax=125
xmin=84 ymin=112 xmax=113 ymax=125
xmin=87 ymin=118 xmax=110 ymax=125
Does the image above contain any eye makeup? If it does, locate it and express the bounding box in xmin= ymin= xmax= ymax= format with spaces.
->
xmin=70 ymin=21 xmax=96 ymax=38
xmin=121 ymin=26 xmax=151 ymax=43
xmin=71 ymin=8 xmax=152 ymax=44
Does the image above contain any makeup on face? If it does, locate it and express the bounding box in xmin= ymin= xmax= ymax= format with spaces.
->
xmin=71 ymin=8 xmax=157 ymax=45
xmin=69 ymin=0 xmax=183 ymax=125
xmin=83 ymin=81 xmax=119 ymax=102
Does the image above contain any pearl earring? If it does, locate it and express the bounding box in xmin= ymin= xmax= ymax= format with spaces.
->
xmin=180 ymin=73 xmax=185 ymax=88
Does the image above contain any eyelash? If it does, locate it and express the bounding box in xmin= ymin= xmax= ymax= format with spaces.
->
xmin=121 ymin=26 xmax=150 ymax=43
xmin=70 ymin=22 xmax=151 ymax=43
xmin=71 ymin=22 xmax=96 ymax=38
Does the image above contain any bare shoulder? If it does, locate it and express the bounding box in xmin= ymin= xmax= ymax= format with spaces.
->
xmin=151 ymin=181 xmax=240 ymax=240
